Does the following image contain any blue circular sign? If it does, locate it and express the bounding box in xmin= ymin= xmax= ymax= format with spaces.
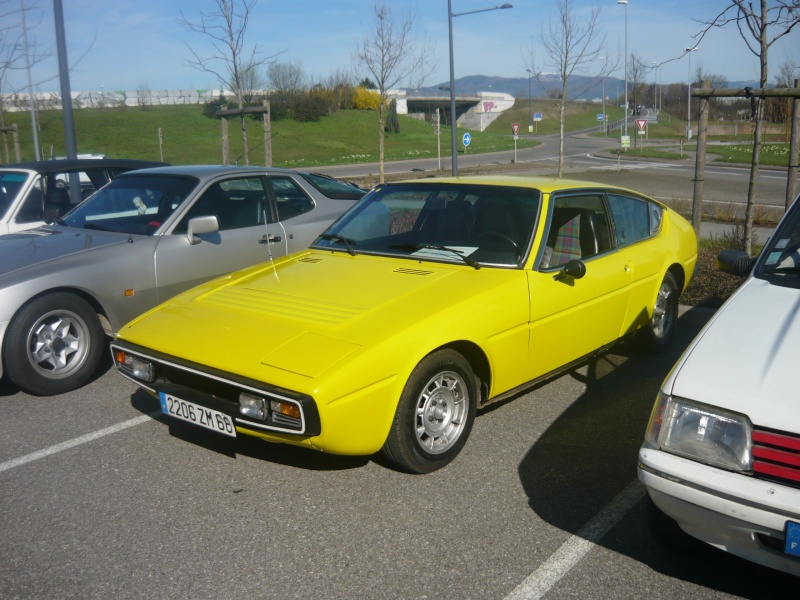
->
xmin=462 ymin=132 xmax=471 ymax=146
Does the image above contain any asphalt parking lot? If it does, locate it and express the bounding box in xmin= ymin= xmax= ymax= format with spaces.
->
xmin=2 ymin=305 xmax=798 ymax=599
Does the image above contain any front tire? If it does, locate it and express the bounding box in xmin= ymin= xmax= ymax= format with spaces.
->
xmin=641 ymin=272 xmax=679 ymax=352
xmin=381 ymin=349 xmax=477 ymax=474
xmin=5 ymin=293 xmax=105 ymax=396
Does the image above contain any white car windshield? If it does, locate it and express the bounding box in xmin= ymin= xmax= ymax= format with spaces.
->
xmin=759 ymin=197 xmax=800 ymax=285
xmin=61 ymin=174 xmax=199 ymax=235
xmin=312 ymin=182 xmax=542 ymax=267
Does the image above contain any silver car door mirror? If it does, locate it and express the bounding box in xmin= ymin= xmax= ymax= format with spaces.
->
xmin=187 ymin=215 xmax=219 ymax=245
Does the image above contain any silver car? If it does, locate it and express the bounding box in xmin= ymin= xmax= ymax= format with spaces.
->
xmin=0 ymin=165 xmax=364 ymax=396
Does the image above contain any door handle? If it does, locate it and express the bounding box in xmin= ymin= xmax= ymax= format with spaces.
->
xmin=259 ymin=234 xmax=282 ymax=244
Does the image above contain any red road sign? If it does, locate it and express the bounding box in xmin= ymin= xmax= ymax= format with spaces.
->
xmin=636 ymin=119 xmax=647 ymax=131
xmin=512 ymin=123 xmax=520 ymax=135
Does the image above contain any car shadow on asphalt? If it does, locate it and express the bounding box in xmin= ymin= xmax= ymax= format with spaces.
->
xmin=129 ymin=389 xmax=371 ymax=472
xmin=516 ymin=306 xmax=799 ymax=597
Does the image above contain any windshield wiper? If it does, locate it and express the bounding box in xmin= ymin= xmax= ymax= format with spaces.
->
xmin=319 ymin=233 xmax=357 ymax=256
xmin=763 ymin=265 xmax=800 ymax=275
xmin=390 ymin=243 xmax=480 ymax=269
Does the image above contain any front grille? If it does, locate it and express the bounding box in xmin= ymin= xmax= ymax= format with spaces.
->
xmin=752 ymin=428 xmax=800 ymax=488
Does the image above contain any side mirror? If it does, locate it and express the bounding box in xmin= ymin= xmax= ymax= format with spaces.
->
xmin=717 ymin=249 xmax=756 ymax=277
xmin=555 ymin=258 xmax=586 ymax=281
xmin=187 ymin=215 xmax=219 ymax=245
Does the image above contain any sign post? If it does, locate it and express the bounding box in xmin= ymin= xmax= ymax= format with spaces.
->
xmin=511 ymin=123 xmax=519 ymax=162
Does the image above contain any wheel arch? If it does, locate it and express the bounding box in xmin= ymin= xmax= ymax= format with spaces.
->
xmin=9 ymin=286 xmax=112 ymax=337
xmin=667 ymin=262 xmax=686 ymax=294
xmin=440 ymin=340 xmax=491 ymax=406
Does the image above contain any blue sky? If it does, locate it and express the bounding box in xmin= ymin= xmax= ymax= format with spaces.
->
xmin=6 ymin=0 xmax=798 ymax=95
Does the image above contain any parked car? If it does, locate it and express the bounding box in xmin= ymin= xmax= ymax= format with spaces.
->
xmin=638 ymin=194 xmax=800 ymax=577
xmin=0 ymin=165 xmax=364 ymax=396
xmin=111 ymin=176 xmax=697 ymax=473
xmin=0 ymin=157 xmax=168 ymax=235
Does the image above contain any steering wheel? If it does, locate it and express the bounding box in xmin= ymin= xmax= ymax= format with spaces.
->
xmin=477 ymin=230 xmax=519 ymax=251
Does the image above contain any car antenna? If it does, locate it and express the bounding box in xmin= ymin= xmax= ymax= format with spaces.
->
xmin=261 ymin=209 xmax=274 ymax=262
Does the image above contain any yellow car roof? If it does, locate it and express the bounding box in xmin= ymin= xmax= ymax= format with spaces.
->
xmin=392 ymin=175 xmax=636 ymax=195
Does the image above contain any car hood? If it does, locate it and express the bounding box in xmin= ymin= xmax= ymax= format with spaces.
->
xmin=0 ymin=226 xmax=130 ymax=278
xmin=669 ymin=277 xmax=800 ymax=431
xmin=119 ymin=249 xmax=524 ymax=383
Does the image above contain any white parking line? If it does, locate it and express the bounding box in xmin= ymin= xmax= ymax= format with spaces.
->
xmin=0 ymin=413 xmax=157 ymax=474
xmin=504 ymin=479 xmax=646 ymax=600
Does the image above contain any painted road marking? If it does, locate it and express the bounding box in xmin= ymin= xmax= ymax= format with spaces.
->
xmin=505 ymin=479 xmax=646 ymax=600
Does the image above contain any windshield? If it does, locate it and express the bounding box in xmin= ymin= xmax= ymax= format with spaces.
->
xmin=61 ymin=174 xmax=199 ymax=235
xmin=300 ymin=172 xmax=365 ymax=200
xmin=0 ymin=171 xmax=30 ymax=217
xmin=312 ymin=182 xmax=541 ymax=267
xmin=758 ymin=195 xmax=800 ymax=286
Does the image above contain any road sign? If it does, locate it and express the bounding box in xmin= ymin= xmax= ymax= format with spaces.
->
xmin=636 ymin=119 xmax=647 ymax=131
xmin=511 ymin=123 xmax=520 ymax=135
xmin=597 ymin=114 xmax=604 ymax=122
xmin=533 ymin=113 xmax=543 ymax=122
xmin=621 ymin=135 xmax=631 ymax=148
xmin=462 ymin=132 xmax=471 ymax=146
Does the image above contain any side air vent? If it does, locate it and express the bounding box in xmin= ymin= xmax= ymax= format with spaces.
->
xmin=298 ymin=257 xmax=323 ymax=264
xmin=394 ymin=268 xmax=434 ymax=276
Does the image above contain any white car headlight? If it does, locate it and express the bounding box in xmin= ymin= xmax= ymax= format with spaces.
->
xmin=644 ymin=392 xmax=753 ymax=472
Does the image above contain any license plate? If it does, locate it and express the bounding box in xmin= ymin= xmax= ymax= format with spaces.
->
xmin=159 ymin=392 xmax=236 ymax=438
xmin=786 ymin=521 xmax=800 ymax=558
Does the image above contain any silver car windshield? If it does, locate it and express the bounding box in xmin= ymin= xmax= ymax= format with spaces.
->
xmin=312 ymin=182 xmax=542 ymax=267
xmin=759 ymin=196 xmax=800 ymax=285
xmin=61 ymin=174 xmax=199 ymax=235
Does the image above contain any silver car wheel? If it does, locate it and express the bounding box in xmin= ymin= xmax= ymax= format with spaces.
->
xmin=26 ymin=309 xmax=91 ymax=378
xmin=414 ymin=370 xmax=469 ymax=455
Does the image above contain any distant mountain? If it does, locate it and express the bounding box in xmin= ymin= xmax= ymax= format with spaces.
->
xmin=413 ymin=74 xmax=762 ymax=101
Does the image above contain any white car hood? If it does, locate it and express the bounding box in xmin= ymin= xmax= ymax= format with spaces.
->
xmin=670 ymin=277 xmax=800 ymax=432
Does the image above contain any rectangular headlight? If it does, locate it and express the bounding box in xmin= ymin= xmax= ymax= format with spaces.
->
xmin=657 ymin=396 xmax=753 ymax=472
xmin=114 ymin=350 xmax=155 ymax=383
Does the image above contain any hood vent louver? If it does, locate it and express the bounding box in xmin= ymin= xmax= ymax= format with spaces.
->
xmin=298 ymin=256 xmax=323 ymax=264
xmin=394 ymin=267 xmax=434 ymax=276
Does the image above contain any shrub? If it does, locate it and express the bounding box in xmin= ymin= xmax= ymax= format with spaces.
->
xmin=681 ymin=227 xmax=753 ymax=308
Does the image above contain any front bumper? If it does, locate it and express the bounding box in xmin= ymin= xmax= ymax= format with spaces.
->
xmin=638 ymin=446 xmax=800 ymax=576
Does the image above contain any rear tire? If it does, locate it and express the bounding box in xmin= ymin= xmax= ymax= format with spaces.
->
xmin=381 ymin=349 xmax=477 ymax=474
xmin=640 ymin=272 xmax=679 ymax=352
xmin=5 ymin=293 xmax=105 ymax=396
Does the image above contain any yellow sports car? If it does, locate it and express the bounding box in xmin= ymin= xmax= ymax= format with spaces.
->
xmin=112 ymin=176 xmax=697 ymax=473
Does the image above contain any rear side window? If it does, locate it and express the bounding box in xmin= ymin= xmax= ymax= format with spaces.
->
xmin=271 ymin=176 xmax=313 ymax=221
xmin=607 ymin=194 xmax=662 ymax=247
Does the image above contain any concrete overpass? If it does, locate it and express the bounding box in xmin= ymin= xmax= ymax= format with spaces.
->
xmin=392 ymin=90 xmax=515 ymax=132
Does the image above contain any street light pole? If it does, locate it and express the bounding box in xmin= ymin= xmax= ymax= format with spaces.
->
xmin=526 ymin=68 xmax=532 ymax=133
xmin=617 ymin=0 xmax=628 ymax=138
xmin=447 ymin=1 xmax=512 ymax=176
xmin=598 ymin=56 xmax=606 ymax=135
xmin=685 ymin=46 xmax=698 ymax=139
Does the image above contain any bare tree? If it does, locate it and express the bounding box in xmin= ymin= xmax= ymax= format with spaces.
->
xmin=267 ymin=61 xmax=306 ymax=94
xmin=179 ymin=0 xmax=283 ymax=165
xmin=525 ymin=0 xmax=613 ymax=176
xmin=352 ymin=1 xmax=431 ymax=183
xmin=694 ymin=0 xmax=800 ymax=253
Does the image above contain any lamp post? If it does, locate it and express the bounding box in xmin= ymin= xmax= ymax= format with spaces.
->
xmin=652 ymin=61 xmax=660 ymax=114
xmin=598 ymin=56 xmax=606 ymax=135
xmin=685 ymin=46 xmax=699 ymax=139
xmin=526 ymin=68 xmax=533 ymax=133
xmin=447 ymin=1 xmax=512 ymax=176
xmin=617 ymin=0 xmax=628 ymax=138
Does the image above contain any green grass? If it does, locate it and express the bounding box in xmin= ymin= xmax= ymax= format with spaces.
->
xmin=2 ymin=100 xmax=636 ymax=167
xmin=3 ymin=103 xmax=550 ymax=167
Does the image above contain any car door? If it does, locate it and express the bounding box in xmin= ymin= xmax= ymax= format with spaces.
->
xmin=525 ymin=191 xmax=632 ymax=379
xmin=152 ymin=175 xmax=282 ymax=303
xmin=606 ymin=192 xmax=666 ymax=336
xmin=267 ymin=174 xmax=330 ymax=254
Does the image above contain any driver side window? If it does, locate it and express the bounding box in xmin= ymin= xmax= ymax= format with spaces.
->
xmin=541 ymin=195 xmax=612 ymax=269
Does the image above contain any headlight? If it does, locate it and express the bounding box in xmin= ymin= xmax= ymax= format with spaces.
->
xmin=644 ymin=392 xmax=753 ymax=472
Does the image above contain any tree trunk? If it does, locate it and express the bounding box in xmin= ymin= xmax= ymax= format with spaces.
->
xmin=378 ymin=99 xmax=386 ymax=184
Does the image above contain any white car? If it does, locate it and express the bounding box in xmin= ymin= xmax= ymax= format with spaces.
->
xmin=638 ymin=194 xmax=800 ymax=576
xmin=0 ymin=158 xmax=165 ymax=235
